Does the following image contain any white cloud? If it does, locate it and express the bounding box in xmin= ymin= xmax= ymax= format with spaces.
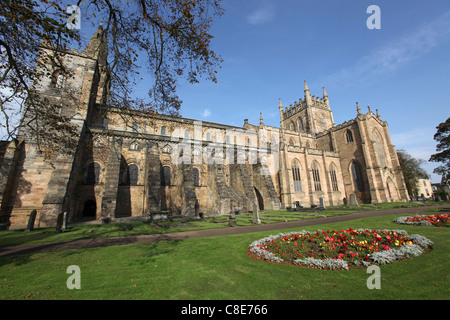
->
xmin=202 ymin=108 xmax=211 ymax=118
xmin=247 ymin=2 xmax=275 ymax=25
xmin=324 ymin=10 xmax=450 ymax=88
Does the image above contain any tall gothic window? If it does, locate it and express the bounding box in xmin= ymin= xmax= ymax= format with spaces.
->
xmin=161 ymin=126 xmax=166 ymax=135
xmin=312 ymin=162 xmax=322 ymax=191
xmin=162 ymin=166 xmax=171 ymax=186
xmin=373 ymin=131 xmax=386 ymax=167
xmin=330 ymin=165 xmax=339 ymax=192
xmin=193 ymin=167 xmax=200 ymax=187
xmin=290 ymin=121 xmax=296 ymax=131
xmin=86 ymin=162 xmax=100 ymax=185
xmin=127 ymin=164 xmax=139 ymax=186
xmin=292 ymin=161 xmax=302 ymax=192
xmin=351 ymin=161 xmax=365 ymax=191
xmin=346 ymin=130 xmax=354 ymax=143
xmin=298 ymin=119 xmax=304 ymax=132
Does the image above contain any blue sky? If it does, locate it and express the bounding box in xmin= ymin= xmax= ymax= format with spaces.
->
xmin=4 ymin=1 xmax=447 ymax=182
xmin=164 ymin=0 xmax=450 ymax=183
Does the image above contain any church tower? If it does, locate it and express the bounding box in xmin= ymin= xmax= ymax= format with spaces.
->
xmin=280 ymin=81 xmax=335 ymax=135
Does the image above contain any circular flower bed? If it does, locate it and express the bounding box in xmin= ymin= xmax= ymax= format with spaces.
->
xmin=394 ymin=213 xmax=449 ymax=227
xmin=248 ymin=228 xmax=433 ymax=270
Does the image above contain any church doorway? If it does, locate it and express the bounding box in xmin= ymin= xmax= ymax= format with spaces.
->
xmin=82 ymin=200 xmax=97 ymax=218
xmin=254 ymin=187 xmax=264 ymax=211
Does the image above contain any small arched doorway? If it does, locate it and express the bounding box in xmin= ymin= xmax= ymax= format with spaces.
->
xmin=254 ymin=187 xmax=264 ymax=211
xmin=82 ymin=200 xmax=97 ymax=218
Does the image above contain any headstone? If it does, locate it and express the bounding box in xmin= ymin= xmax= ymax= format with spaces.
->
xmin=228 ymin=213 xmax=236 ymax=227
xmin=349 ymin=194 xmax=359 ymax=207
xmin=319 ymin=197 xmax=326 ymax=209
xmin=62 ymin=212 xmax=68 ymax=230
xmin=25 ymin=209 xmax=37 ymax=232
xmin=55 ymin=212 xmax=64 ymax=233
xmin=252 ymin=203 xmax=261 ymax=224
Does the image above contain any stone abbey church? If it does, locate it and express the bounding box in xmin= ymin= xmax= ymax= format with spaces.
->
xmin=0 ymin=27 xmax=409 ymax=228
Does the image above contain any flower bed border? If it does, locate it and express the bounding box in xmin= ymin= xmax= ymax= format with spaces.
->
xmin=248 ymin=229 xmax=433 ymax=270
xmin=393 ymin=214 xmax=450 ymax=227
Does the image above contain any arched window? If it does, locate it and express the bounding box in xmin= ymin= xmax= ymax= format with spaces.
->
xmin=130 ymin=142 xmax=139 ymax=151
xmin=298 ymin=119 xmax=304 ymax=132
xmin=127 ymin=164 xmax=139 ymax=186
xmin=162 ymin=166 xmax=171 ymax=186
xmin=289 ymin=138 xmax=295 ymax=146
xmin=373 ymin=131 xmax=386 ymax=167
xmin=312 ymin=162 xmax=321 ymax=191
xmin=161 ymin=126 xmax=166 ymax=135
xmin=292 ymin=161 xmax=302 ymax=192
xmin=86 ymin=162 xmax=100 ymax=185
xmin=290 ymin=121 xmax=296 ymax=131
xmin=193 ymin=167 xmax=200 ymax=187
xmin=351 ymin=161 xmax=365 ymax=191
xmin=346 ymin=130 xmax=354 ymax=143
xmin=206 ymin=132 xmax=211 ymax=141
xmin=330 ymin=164 xmax=339 ymax=192
xmin=51 ymin=70 xmax=66 ymax=89
xmin=320 ymin=117 xmax=325 ymax=129
xmin=185 ymin=130 xmax=190 ymax=139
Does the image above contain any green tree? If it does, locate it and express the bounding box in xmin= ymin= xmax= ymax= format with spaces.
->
xmin=397 ymin=149 xmax=430 ymax=199
xmin=0 ymin=0 xmax=223 ymax=156
xmin=429 ymin=117 xmax=450 ymax=186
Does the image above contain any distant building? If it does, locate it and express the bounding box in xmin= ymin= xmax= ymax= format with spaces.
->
xmin=417 ymin=178 xmax=433 ymax=200
xmin=0 ymin=27 xmax=409 ymax=228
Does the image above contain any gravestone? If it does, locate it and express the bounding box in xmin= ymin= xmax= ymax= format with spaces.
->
xmin=252 ymin=203 xmax=261 ymax=224
xmin=349 ymin=194 xmax=359 ymax=207
xmin=228 ymin=213 xmax=236 ymax=227
xmin=62 ymin=212 xmax=68 ymax=230
xmin=55 ymin=212 xmax=64 ymax=233
xmin=319 ymin=197 xmax=326 ymax=209
xmin=25 ymin=209 xmax=37 ymax=232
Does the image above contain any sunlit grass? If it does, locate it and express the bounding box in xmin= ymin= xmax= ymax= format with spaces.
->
xmin=0 ymin=212 xmax=448 ymax=300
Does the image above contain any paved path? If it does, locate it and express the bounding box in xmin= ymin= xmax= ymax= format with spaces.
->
xmin=0 ymin=205 xmax=445 ymax=258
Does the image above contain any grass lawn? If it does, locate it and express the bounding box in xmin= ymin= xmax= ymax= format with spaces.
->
xmin=0 ymin=211 xmax=448 ymax=300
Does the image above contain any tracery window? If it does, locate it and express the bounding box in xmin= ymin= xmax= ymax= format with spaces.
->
xmin=312 ymin=162 xmax=321 ymax=191
xmin=292 ymin=161 xmax=302 ymax=192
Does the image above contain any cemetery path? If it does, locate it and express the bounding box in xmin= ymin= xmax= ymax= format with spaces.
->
xmin=0 ymin=205 xmax=445 ymax=258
